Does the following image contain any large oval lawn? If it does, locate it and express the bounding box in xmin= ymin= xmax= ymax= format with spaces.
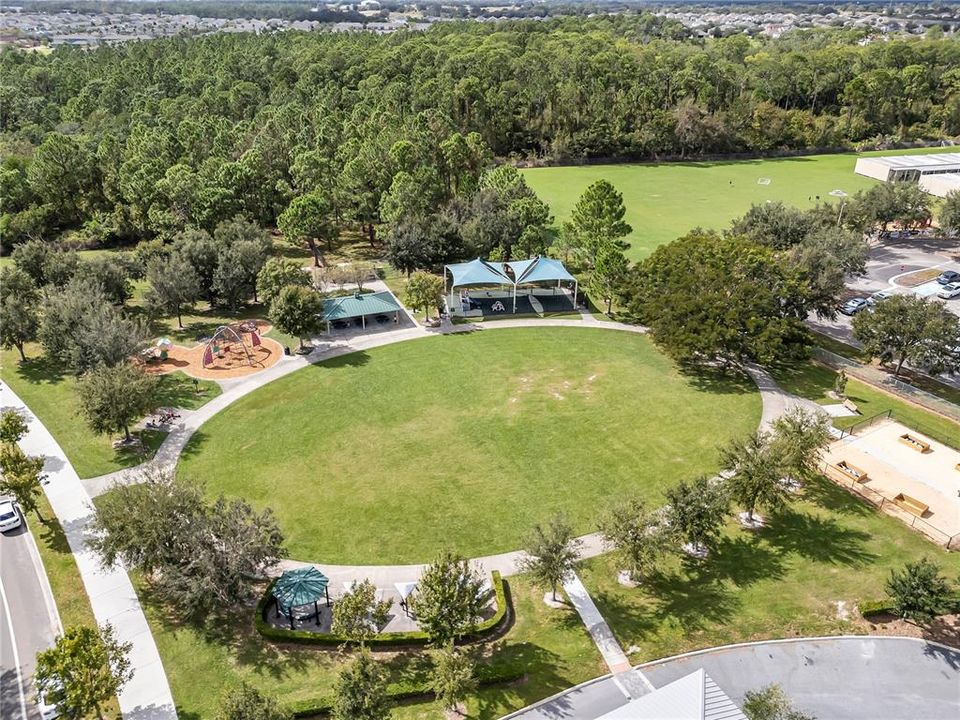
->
xmin=179 ymin=327 xmax=761 ymax=564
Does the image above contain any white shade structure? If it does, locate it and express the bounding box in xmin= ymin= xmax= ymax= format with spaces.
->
xmin=444 ymin=256 xmax=578 ymax=314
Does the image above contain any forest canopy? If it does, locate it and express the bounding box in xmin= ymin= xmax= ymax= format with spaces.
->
xmin=3 ymin=17 xmax=959 ymax=248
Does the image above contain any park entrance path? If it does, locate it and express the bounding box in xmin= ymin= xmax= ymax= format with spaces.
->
xmin=0 ymin=384 xmax=176 ymax=720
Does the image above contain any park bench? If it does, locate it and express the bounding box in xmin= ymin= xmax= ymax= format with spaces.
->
xmin=897 ymin=433 xmax=930 ymax=453
xmin=893 ymin=493 xmax=928 ymax=518
xmin=842 ymin=399 xmax=860 ymax=415
xmin=835 ymin=461 xmax=869 ymax=483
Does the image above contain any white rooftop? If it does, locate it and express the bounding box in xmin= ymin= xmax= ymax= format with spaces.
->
xmin=598 ymin=669 xmax=747 ymax=720
xmin=861 ymin=153 xmax=960 ymax=169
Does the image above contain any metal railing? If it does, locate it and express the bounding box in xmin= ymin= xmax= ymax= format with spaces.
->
xmin=836 ymin=410 xmax=893 ymax=439
xmin=821 ymin=461 xmax=960 ymax=551
xmin=812 ymin=347 xmax=960 ymax=423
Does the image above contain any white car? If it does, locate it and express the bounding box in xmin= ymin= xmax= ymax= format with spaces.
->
xmin=0 ymin=499 xmax=22 ymax=532
xmin=38 ymin=693 xmax=59 ymax=720
xmin=37 ymin=680 xmax=62 ymax=720
xmin=865 ymin=290 xmax=893 ymax=307
xmin=937 ymin=282 xmax=960 ymax=299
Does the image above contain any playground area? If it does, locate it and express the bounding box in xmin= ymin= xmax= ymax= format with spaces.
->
xmin=141 ymin=319 xmax=284 ymax=380
xmin=823 ymin=419 xmax=960 ymax=545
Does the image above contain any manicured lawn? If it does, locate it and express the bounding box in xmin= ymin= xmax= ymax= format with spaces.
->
xmin=578 ymin=472 xmax=960 ymax=663
xmin=523 ymin=147 xmax=960 ymax=261
xmin=179 ymin=327 xmax=761 ymax=564
xmin=0 ymin=346 xmax=216 ymax=478
xmin=141 ymin=574 xmax=603 ymax=719
xmin=770 ymin=360 xmax=959 ymax=448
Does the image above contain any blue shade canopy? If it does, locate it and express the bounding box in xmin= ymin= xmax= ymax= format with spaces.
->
xmin=446 ymin=258 xmax=512 ymax=288
xmin=272 ymin=567 xmax=329 ymax=612
xmin=512 ymin=256 xmax=577 ymax=285
xmin=321 ymin=291 xmax=402 ymax=321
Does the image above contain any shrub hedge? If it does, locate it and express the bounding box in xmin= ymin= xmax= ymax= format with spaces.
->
xmin=284 ymin=659 xmax=526 ymax=717
xmin=255 ymin=570 xmax=510 ymax=648
xmin=859 ymin=595 xmax=960 ymax=618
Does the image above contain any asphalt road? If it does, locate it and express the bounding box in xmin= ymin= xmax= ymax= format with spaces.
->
xmin=0 ymin=508 xmax=61 ymax=720
xmin=505 ymin=637 xmax=960 ymax=720
xmin=641 ymin=637 xmax=960 ymax=720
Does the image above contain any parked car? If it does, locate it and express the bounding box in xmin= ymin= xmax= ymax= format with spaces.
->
xmin=865 ymin=290 xmax=893 ymax=308
xmin=936 ymin=270 xmax=960 ymax=285
xmin=37 ymin=679 xmax=63 ymax=720
xmin=840 ymin=297 xmax=868 ymax=316
xmin=0 ymin=499 xmax=22 ymax=533
xmin=937 ymin=282 xmax=960 ymax=299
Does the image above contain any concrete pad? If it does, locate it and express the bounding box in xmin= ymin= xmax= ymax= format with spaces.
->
xmin=824 ymin=420 xmax=960 ymax=538
xmin=822 ymin=403 xmax=859 ymax=417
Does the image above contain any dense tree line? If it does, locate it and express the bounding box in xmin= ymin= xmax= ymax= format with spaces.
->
xmin=2 ymin=18 xmax=959 ymax=250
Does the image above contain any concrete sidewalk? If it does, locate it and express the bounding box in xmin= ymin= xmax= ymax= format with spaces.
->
xmin=561 ymin=572 xmax=635 ymax=676
xmin=1 ymin=384 xmax=177 ymax=720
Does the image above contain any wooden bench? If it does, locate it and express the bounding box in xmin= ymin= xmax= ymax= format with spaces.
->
xmin=842 ymin=399 xmax=860 ymax=415
xmin=898 ymin=433 xmax=930 ymax=453
xmin=893 ymin=493 xmax=929 ymax=518
xmin=835 ymin=461 xmax=869 ymax=483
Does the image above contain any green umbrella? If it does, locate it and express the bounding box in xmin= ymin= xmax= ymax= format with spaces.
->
xmin=272 ymin=567 xmax=330 ymax=628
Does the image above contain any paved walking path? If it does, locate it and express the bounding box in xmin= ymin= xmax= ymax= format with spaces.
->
xmin=0 ymin=384 xmax=176 ymax=720
xmin=561 ymin=572 xmax=634 ymax=676
xmin=16 ymin=313 xmax=820 ymax=720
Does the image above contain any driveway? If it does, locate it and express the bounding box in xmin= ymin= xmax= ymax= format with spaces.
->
xmin=504 ymin=637 xmax=960 ymax=720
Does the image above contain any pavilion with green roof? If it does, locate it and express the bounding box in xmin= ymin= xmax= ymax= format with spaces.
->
xmin=321 ymin=290 xmax=403 ymax=332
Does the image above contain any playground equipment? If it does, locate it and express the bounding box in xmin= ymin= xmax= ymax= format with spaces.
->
xmin=201 ymin=325 xmax=258 ymax=369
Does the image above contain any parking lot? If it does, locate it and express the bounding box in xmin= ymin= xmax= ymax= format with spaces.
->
xmin=807 ymin=233 xmax=960 ymax=346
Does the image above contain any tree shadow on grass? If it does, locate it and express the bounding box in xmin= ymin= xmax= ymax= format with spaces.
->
xmin=644 ymin=568 xmax=739 ymax=634
xmin=766 ymin=361 xmax=834 ymax=401
xmin=36 ymin=510 xmax=72 ymax=556
xmin=473 ymin=642 xmax=576 ymax=720
xmin=308 ymin=348 xmax=371 ymax=369
xmin=137 ymin=582 xmax=313 ymax=681
xmin=110 ymin=429 xmax=166 ymax=469
xmin=154 ymin=374 xmax=218 ymax=410
xmin=801 ymin=474 xmax=875 ymax=518
xmin=762 ymin=507 xmax=876 ymax=567
xmin=176 ymin=429 xmax=209 ymax=463
xmin=7 ymin=352 xmax=69 ymax=385
xmin=677 ymin=363 xmax=757 ymax=397
xmin=697 ymin=533 xmax=787 ymax=588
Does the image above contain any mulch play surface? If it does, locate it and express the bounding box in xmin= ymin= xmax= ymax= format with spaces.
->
xmin=143 ymin=320 xmax=284 ymax=380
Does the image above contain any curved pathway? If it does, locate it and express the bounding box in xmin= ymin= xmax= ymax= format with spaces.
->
xmin=85 ymin=316 xmax=813 ymax=580
xmin=29 ymin=312 xmax=828 ymax=720
xmin=505 ymin=636 xmax=960 ymax=720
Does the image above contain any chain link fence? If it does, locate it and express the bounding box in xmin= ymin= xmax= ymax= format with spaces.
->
xmin=812 ymin=347 xmax=960 ymax=423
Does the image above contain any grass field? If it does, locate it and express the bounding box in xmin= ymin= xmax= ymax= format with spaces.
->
xmin=523 ymin=146 xmax=960 ymax=261
xmin=178 ymin=327 xmax=761 ymax=564
xmin=579 ymin=471 xmax=960 ymax=663
xmin=144 ymin=574 xmax=603 ymax=719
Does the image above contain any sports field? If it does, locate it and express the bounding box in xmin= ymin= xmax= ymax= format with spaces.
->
xmin=178 ymin=327 xmax=760 ymax=564
xmin=523 ymin=146 xmax=960 ymax=261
